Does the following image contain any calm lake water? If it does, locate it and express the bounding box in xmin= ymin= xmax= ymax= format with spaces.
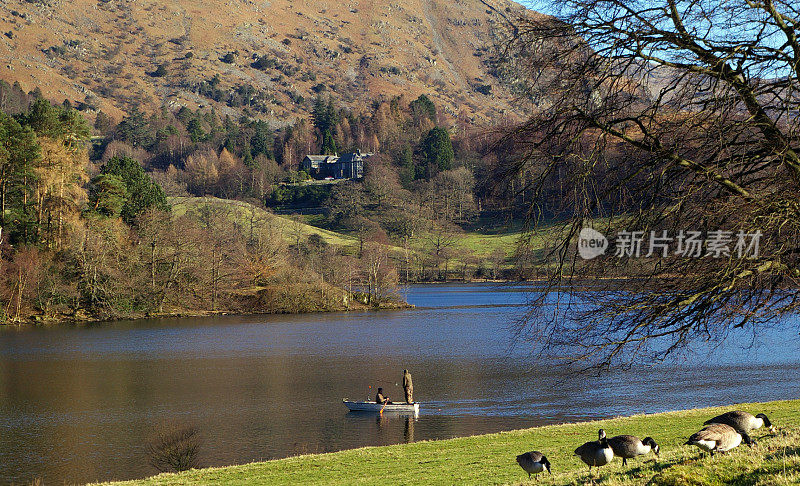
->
xmin=0 ymin=284 xmax=798 ymax=484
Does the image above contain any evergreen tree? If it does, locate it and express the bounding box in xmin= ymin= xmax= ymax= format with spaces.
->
xmin=117 ymin=108 xmax=154 ymax=148
xmin=186 ymin=118 xmax=205 ymax=143
xmin=410 ymin=94 xmax=437 ymax=123
xmin=250 ymin=120 xmax=273 ymax=159
xmin=311 ymin=95 xmax=327 ymax=131
xmin=55 ymin=105 xmax=91 ymax=149
xmin=312 ymin=96 xmax=339 ymax=153
xmin=94 ymin=110 xmax=112 ymax=134
xmin=22 ymin=98 xmax=58 ymax=136
xmin=321 ymin=129 xmax=337 ymax=155
xmin=396 ymin=144 xmax=415 ymax=188
xmin=0 ymin=112 xmax=40 ymax=243
xmin=17 ymin=97 xmax=90 ymax=144
xmin=420 ymin=127 xmax=454 ymax=178
xmin=98 ymin=156 xmax=168 ymax=223
xmin=88 ymin=173 xmax=128 ymax=218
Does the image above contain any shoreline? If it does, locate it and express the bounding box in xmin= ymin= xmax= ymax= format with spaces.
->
xmin=1 ymin=276 xmax=725 ymax=327
xmin=98 ymin=399 xmax=800 ymax=485
xmin=2 ymin=299 xmax=415 ymax=328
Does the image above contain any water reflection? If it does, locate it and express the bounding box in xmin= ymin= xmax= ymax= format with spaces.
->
xmin=0 ymin=284 xmax=797 ymax=484
xmin=404 ymin=416 xmax=415 ymax=443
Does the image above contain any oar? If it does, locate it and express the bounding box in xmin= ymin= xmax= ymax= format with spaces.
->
xmin=380 ymin=398 xmax=388 ymax=415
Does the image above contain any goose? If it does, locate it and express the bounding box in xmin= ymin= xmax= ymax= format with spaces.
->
xmin=704 ymin=410 xmax=776 ymax=443
xmin=607 ymin=435 xmax=660 ymax=466
xmin=516 ymin=451 xmax=551 ymax=479
xmin=575 ymin=429 xmax=614 ymax=474
xmin=685 ymin=423 xmax=743 ymax=456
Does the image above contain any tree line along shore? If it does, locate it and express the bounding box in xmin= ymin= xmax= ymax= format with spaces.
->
xmin=0 ymin=85 xmax=553 ymax=325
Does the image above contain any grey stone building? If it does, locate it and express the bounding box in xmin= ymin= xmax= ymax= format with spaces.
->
xmin=301 ymin=150 xmax=372 ymax=179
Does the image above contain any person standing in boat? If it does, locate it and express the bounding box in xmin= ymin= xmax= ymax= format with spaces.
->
xmin=375 ymin=387 xmax=391 ymax=404
xmin=403 ymin=369 xmax=413 ymax=404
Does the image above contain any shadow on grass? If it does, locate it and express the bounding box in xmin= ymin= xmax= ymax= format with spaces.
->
xmin=646 ymin=447 xmax=800 ymax=486
xmin=764 ymin=444 xmax=800 ymax=461
xmin=575 ymin=458 xmax=685 ymax=485
xmin=724 ymin=465 xmax=800 ymax=486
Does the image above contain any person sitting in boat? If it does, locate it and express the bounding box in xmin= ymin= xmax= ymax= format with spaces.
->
xmin=375 ymin=387 xmax=391 ymax=404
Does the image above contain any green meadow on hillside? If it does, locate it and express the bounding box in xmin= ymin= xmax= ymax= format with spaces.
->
xmin=172 ymin=196 xmax=543 ymax=279
xmin=170 ymin=197 xmax=358 ymax=248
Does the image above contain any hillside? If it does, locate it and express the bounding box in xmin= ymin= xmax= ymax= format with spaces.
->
xmin=170 ymin=196 xmax=531 ymax=278
xmin=0 ymin=0 xmax=529 ymax=125
xmin=170 ymin=196 xmax=358 ymax=247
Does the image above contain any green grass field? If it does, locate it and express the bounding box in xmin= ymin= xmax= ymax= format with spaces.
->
xmin=170 ymin=197 xmax=540 ymax=272
xmin=452 ymin=221 xmax=568 ymax=259
xmin=99 ymin=400 xmax=800 ymax=485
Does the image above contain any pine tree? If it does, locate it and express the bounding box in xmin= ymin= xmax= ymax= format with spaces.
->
xmin=88 ymin=173 xmax=128 ymax=218
xmin=0 ymin=113 xmax=40 ymax=243
xmin=321 ymin=129 xmax=337 ymax=155
xmin=117 ymin=108 xmax=154 ymax=148
xmin=410 ymin=94 xmax=437 ymax=123
xmin=97 ymin=156 xmax=168 ymax=223
xmin=420 ymin=127 xmax=453 ymax=179
xmin=312 ymin=96 xmax=339 ymax=153
xmin=250 ymin=120 xmax=273 ymax=159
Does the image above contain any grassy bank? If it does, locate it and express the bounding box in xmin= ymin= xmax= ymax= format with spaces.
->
xmin=101 ymin=399 xmax=800 ymax=485
xmin=170 ymin=197 xmax=359 ymax=248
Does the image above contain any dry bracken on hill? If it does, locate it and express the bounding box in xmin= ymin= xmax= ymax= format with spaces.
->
xmin=0 ymin=0 xmax=528 ymax=124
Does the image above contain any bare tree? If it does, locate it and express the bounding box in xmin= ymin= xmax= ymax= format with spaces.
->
xmin=424 ymin=221 xmax=458 ymax=281
xmin=491 ymin=0 xmax=800 ymax=367
xmin=135 ymin=210 xmax=204 ymax=313
xmin=360 ymin=242 xmax=399 ymax=305
xmin=147 ymin=421 xmax=202 ymax=473
xmin=193 ymin=202 xmax=248 ymax=311
xmin=434 ymin=167 xmax=477 ymax=222
xmin=1 ymin=246 xmax=45 ymax=322
xmin=363 ymin=155 xmax=401 ymax=208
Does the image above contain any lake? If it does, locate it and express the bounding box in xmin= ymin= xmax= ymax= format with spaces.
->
xmin=0 ymin=284 xmax=798 ymax=484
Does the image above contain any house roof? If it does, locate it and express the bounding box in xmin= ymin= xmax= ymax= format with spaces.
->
xmin=304 ymin=155 xmax=338 ymax=162
xmin=338 ymin=151 xmax=374 ymax=163
xmin=304 ymin=151 xmax=373 ymax=164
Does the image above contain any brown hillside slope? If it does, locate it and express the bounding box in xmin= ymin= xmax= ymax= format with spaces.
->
xmin=0 ymin=0 xmax=530 ymax=124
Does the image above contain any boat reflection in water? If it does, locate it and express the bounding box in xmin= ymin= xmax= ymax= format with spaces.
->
xmin=345 ymin=407 xmax=418 ymax=444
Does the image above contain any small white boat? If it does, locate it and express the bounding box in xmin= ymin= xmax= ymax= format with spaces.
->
xmin=342 ymin=399 xmax=419 ymax=414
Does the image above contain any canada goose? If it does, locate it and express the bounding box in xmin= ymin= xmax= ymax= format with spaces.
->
xmin=575 ymin=429 xmax=614 ymax=473
xmin=516 ymin=451 xmax=551 ymax=479
xmin=685 ymin=423 xmax=743 ymax=456
xmin=704 ymin=410 xmax=776 ymax=442
xmin=607 ymin=435 xmax=660 ymax=466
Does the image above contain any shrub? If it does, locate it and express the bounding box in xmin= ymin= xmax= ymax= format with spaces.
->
xmin=474 ymin=84 xmax=492 ymax=95
xmin=147 ymin=422 xmax=202 ymax=473
xmin=251 ymin=55 xmax=276 ymax=70
xmin=265 ymin=183 xmax=331 ymax=207
xmin=150 ymin=64 xmax=167 ymax=77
